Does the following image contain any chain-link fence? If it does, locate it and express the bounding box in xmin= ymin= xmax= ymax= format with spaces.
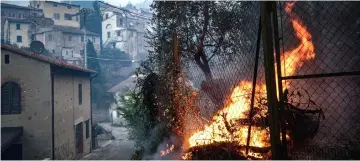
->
xmin=174 ymin=1 xmax=360 ymax=159
xmin=276 ymin=1 xmax=360 ymax=159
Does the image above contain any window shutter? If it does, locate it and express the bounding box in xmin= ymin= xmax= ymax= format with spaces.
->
xmin=11 ymin=83 xmax=21 ymax=114
xmin=1 ymin=83 xmax=11 ymax=114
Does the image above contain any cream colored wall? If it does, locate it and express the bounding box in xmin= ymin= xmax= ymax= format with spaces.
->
xmin=53 ymin=74 xmax=91 ymax=159
xmin=1 ymin=49 xmax=52 ymax=159
xmin=43 ymin=2 xmax=80 ymax=28
xmin=8 ymin=22 xmax=30 ymax=48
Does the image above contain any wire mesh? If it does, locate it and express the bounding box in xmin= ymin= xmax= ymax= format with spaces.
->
xmin=277 ymin=1 xmax=360 ymax=159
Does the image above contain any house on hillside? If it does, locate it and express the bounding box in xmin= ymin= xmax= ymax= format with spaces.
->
xmin=107 ymin=74 xmax=144 ymax=125
xmin=1 ymin=45 xmax=96 ymax=160
xmin=101 ymin=3 xmax=152 ymax=68
xmin=33 ymin=25 xmax=100 ymax=66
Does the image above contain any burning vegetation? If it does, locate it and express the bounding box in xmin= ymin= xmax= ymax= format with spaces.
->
xmin=179 ymin=2 xmax=323 ymax=159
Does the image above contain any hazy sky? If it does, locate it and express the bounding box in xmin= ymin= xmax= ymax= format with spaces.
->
xmin=2 ymin=0 xmax=148 ymax=7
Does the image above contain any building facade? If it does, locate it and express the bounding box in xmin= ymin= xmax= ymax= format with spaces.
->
xmin=27 ymin=0 xmax=101 ymax=66
xmin=101 ymin=4 xmax=152 ymax=67
xmin=0 ymin=3 xmax=44 ymax=44
xmin=1 ymin=45 xmax=95 ymax=160
xmin=29 ymin=0 xmax=81 ymax=28
xmin=3 ymin=19 xmax=32 ymax=48
xmin=33 ymin=26 xmax=100 ymax=65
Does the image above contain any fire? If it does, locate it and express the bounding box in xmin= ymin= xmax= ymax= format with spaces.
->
xmin=160 ymin=144 xmax=175 ymax=156
xmin=186 ymin=1 xmax=315 ymax=159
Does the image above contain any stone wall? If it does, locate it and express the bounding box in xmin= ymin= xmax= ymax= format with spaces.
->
xmin=1 ymin=49 xmax=52 ymax=159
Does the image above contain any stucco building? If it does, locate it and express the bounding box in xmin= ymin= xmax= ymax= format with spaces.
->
xmin=1 ymin=44 xmax=96 ymax=160
xmin=101 ymin=3 xmax=152 ymax=67
xmin=0 ymin=3 xmax=45 ymax=46
xmin=29 ymin=0 xmax=81 ymax=28
xmin=27 ymin=0 xmax=101 ymax=66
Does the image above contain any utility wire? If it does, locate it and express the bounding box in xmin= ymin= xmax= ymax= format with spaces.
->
xmin=87 ymin=56 xmax=142 ymax=62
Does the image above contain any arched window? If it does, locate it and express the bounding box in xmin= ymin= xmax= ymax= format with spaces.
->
xmin=17 ymin=13 xmax=22 ymax=19
xmin=1 ymin=82 xmax=21 ymax=114
xmin=11 ymin=13 xmax=16 ymax=18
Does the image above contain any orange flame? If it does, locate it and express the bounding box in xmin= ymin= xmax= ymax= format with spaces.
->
xmin=186 ymin=1 xmax=316 ymax=159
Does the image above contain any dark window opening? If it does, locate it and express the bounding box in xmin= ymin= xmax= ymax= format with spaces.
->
xmin=78 ymin=84 xmax=82 ymax=105
xmin=53 ymin=3 xmax=58 ymax=7
xmin=5 ymin=55 xmax=10 ymax=64
xmin=81 ymin=36 xmax=84 ymax=42
xmin=117 ymin=31 xmax=121 ymax=36
xmin=64 ymin=13 xmax=72 ymax=20
xmin=67 ymin=5 xmax=71 ymax=9
xmin=85 ymin=120 xmax=89 ymax=139
xmin=52 ymin=50 xmax=55 ymax=54
xmin=16 ymin=24 xmax=20 ymax=30
xmin=105 ymin=13 xmax=109 ymax=19
xmin=107 ymin=32 xmax=110 ymax=38
xmin=16 ymin=36 xmax=22 ymax=42
xmin=17 ymin=13 xmax=22 ymax=19
xmin=1 ymin=82 xmax=21 ymax=115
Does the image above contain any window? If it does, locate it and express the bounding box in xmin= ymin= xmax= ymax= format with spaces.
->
xmin=67 ymin=5 xmax=71 ymax=9
xmin=17 ymin=13 xmax=22 ymax=19
xmin=16 ymin=36 xmax=22 ymax=42
xmin=11 ymin=13 xmax=15 ymax=18
xmin=80 ymin=50 xmax=84 ymax=55
xmin=107 ymin=32 xmax=110 ymax=38
xmin=78 ymin=84 xmax=82 ymax=105
xmin=66 ymin=51 xmax=68 ymax=55
xmin=4 ymin=54 xmax=10 ymax=64
xmin=8 ymin=12 xmax=11 ymax=17
xmin=48 ymin=34 xmax=53 ymax=41
xmin=119 ymin=18 xmax=123 ymax=26
xmin=64 ymin=13 xmax=72 ymax=20
xmin=105 ymin=13 xmax=109 ymax=19
xmin=85 ymin=120 xmax=89 ymax=139
xmin=117 ymin=31 xmax=121 ymax=36
xmin=52 ymin=49 xmax=55 ymax=54
xmin=53 ymin=3 xmax=58 ymax=7
xmin=1 ymin=82 xmax=21 ymax=115
xmin=68 ymin=36 xmax=72 ymax=41
xmin=76 ymin=16 xmax=78 ymax=21
xmin=81 ymin=36 xmax=84 ymax=42
xmin=16 ymin=24 xmax=20 ymax=30
xmin=53 ymin=13 xmax=60 ymax=20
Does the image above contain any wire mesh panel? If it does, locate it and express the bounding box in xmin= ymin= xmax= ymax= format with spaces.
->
xmin=179 ymin=2 xmax=277 ymax=159
xmin=277 ymin=1 xmax=360 ymax=159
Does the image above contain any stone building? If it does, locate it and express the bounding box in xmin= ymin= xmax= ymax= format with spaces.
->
xmin=1 ymin=44 xmax=96 ymax=160
xmin=33 ymin=25 xmax=100 ymax=66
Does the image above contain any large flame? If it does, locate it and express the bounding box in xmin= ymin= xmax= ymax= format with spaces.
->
xmin=186 ymin=1 xmax=315 ymax=158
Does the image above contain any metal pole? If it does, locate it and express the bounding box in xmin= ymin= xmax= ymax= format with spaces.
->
xmin=245 ymin=17 xmax=262 ymax=155
xmin=261 ymin=1 xmax=281 ymax=159
xmin=84 ymin=13 xmax=88 ymax=68
xmin=272 ymin=2 xmax=288 ymax=158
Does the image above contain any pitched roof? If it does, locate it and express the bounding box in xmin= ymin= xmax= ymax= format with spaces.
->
xmin=108 ymin=74 xmax=145 ymax=93
xmin=6 ymin=18 xmax=32 ymax=23
xmin=1 ymin=3 xmax=42 ymax=11
xmin=1 ymin=45 xmax=96 ymax=74
xmin=35 ymin=26 xmax=99 ymax=36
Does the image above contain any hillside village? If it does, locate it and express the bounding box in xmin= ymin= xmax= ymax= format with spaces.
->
xmin=1 ymin=0 xmax=152 ymax=160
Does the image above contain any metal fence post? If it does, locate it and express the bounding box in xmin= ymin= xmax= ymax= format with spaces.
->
xmin=261 ymin=1 xmax=282 ymax=159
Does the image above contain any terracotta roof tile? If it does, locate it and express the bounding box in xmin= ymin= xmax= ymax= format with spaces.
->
xmin=1 ymin=44 xmax=96 ymax=74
